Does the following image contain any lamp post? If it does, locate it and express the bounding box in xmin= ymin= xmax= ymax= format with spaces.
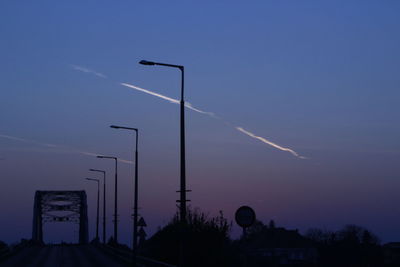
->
xmin=139 ymin=60 xmax=187 ymax=267
xmin=90 ymin=168 xmax=106 ymax=244
xmin=85 ymin=178 xmax=100 ymax=242
xmin=97 ymin=155 xmax=119 ymax=243
xmin=110 ymin=125 xmax=139 ymax=263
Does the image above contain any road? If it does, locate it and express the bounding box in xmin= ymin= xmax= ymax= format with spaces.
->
xmin=0 ymin=244 xmax=128 ymax=267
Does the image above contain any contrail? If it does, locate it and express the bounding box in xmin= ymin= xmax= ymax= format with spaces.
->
xmin=0 ymin=134 xmax=133 ymax=164
xmin=236 ymin=127 xmax=307 ymax=159
xmin=71 ymin=65 xmax=305 ymax=159
xmin=120 ymin=83 xmax=219 ymax=118
xmin=70 ymin=65 xmax=107 ymax=78
xmin=120 ymin=82 xmax=305 ymax=159
xmin=0 ymin=134 xmax=55 ymax=147
xmin=0 ymin=134 xmax=32 ymax=143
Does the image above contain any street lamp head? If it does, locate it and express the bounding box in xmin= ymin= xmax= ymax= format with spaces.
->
xmin=97 ymin=156 xmax=104 ymax=159
xmin=85 ymin=178 xmax=98 ymax=181
xmin=110 ymin=125 xmax=138 ymax=131
xmin=139 ymin=60 xmax=155 ymax=66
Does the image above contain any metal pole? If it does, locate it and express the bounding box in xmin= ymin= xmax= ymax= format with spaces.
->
xmin=103 ymin=172 xmax=106 ymax=244
xmin=180 ymin=67 xmax=186 ymax=223
xmin=114 ymin=158 xmax=118 ymax=243
xmin=179 ymin=67 xmax=186 ymax=267
xmin=96 ymin=180 xmax=100 ymax=241
xmin=137 ymin=60 xmax=187 ymax=266
xmin=109 ymin=125 xmax=139 ymax=264
xmin=133 ymin=130 xmax=139 ymax=266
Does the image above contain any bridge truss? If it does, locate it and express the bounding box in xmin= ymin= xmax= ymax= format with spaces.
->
xmin=32 ymin=190 xmax=88 ymax=244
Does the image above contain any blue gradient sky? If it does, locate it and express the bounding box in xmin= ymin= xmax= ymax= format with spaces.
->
xmin=1 ymin=1 xmax=400 ymax=245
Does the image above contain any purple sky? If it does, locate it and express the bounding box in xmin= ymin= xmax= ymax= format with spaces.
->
xmin=1 ymin=1 xmax=400 ymax=245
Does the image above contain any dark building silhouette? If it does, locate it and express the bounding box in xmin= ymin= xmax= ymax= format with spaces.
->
xmin=383 ymin=242 xmax=400 ymax=266
xmin=240 ymin=221 xmax=317 ymax=266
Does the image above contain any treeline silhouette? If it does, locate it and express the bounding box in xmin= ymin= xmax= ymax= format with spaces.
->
xmin=138 ymin=208 xmax=398 ymax=267
xmin=1 ymin=208 xmax=399 ymax=267
xmin=305 ymin=225 xmax=382 ymax=267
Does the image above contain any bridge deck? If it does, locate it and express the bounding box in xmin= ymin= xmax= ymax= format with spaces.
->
xmin=0 ymin=244 xmax=128 ymax=267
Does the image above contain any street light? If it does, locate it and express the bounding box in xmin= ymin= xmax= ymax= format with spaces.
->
xmin=139 ymin=60 xmax=187 ymax=266
xmin=110 ymin=125 xmax=139 ymax=262
xmin=138 ymin=60 xmax=155 ymax=66
xmin=89 ymin=168 xmax=106 ymax=244
xmin=138 ymin=59 xmax=187 ymax=221
xmin=97 ymin=155 xmax=119 ymax=243
xmin=85 ymin=178 xmax=100 ymax=242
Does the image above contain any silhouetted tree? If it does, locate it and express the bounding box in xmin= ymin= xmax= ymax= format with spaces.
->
xmin=337 ymin=224 xmax=365 ymax=245
xmin=306 ymin=225 xmax=382 ymax=267
xmin=361 ymin=230 xmax=378 ymax=245
xmin=306 ymin=228 xmax=334 ymax=245
xmin=141 ymin=208 xmax=233 ymax=267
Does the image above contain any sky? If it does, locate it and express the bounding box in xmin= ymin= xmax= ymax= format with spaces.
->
xmin=1 ymin=1 xmax=400 ymax=245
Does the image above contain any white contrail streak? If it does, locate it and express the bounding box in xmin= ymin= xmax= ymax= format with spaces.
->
xmin=0 ymin=134 xmax=133 ymax=164
xmin=120 ymin=82 xmax=304 ymax=159
xmin=71 ymin=65 xmax=305 ymax=159
xmin=120 ymin=83 xmax=218 ymax=118
xmin=121 ymin=83 xmax=179 ymax=104
xmin=70 ymin=65 xmax=107 ymax=78
xmin=0 ymin=134 xmax=32 ymax=143
xmin=236 ymin=127 xmax=306 ymax=159
xmin=0 ymin=134 xmax=54 ymax=148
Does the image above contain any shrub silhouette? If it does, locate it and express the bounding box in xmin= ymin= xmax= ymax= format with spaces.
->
xmin=141 ymin=208 xmax=233 ymax=267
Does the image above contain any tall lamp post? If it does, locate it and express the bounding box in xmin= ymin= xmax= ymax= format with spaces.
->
xmin=139 ymin=60 xmax=188 ymax=267
xmin=110 ymin=125 xmax=139 ymax=261
xmin=90 ymin=168 xmax=106 ymax=244
xmin=97 ymin=155 xmax=119 ymax=243
xmin=85 ymin=178 xmax=100 ymax=242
